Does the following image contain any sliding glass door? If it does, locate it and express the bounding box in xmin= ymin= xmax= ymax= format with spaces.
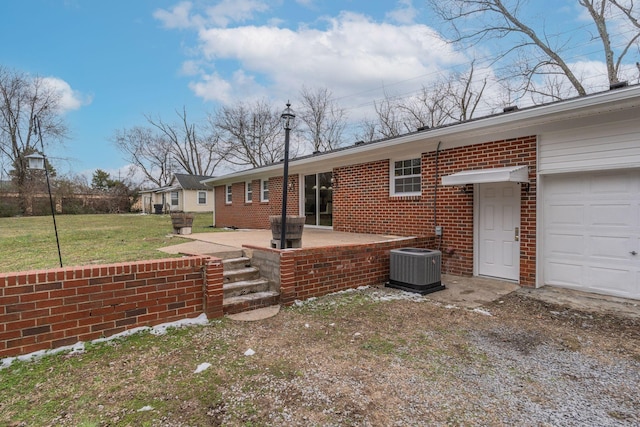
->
xmin=303 ymin=172 xmax=333 ymax=227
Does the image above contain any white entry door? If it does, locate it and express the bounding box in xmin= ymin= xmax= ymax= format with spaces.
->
xmin=478 ymin=182 xmax=520 ymax=281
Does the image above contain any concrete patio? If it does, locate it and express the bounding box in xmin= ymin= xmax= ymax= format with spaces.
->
xmin=159 ymin=227 xmax=411 ymax=256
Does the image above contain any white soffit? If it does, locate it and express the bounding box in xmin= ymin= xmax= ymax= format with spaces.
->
xmin=441 ymin=165 xmax=529 ymax=186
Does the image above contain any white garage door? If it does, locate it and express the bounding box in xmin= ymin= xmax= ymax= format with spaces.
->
xmin=543 ymin=169 xmax=640 ymax=300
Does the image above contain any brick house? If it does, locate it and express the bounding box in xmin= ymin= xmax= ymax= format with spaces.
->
xmin=203 ymin=85 xmax=640 ymax=300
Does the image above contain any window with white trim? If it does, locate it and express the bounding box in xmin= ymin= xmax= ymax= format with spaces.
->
xmin=392 ymin=158 xmax=421 ymax=195
xmin=225 ymin=184 xmax=232 ymax=204
xmin=261 ymin=179 xmax=269 ymax=202
xmin=246 ymin=181 xmax=253 ymax=203
xmin=197 ymin=191 xmax=207 ymax=205
xmin=170 ymin=191 xmax=179 ymax=206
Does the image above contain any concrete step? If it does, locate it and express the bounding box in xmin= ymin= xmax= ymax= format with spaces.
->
xmin=223 ymin=290 xmax=280 ymax=315
xmin=222 ymin=256 xmax=252 ymax=271
xmin=211 ymin=249 xmax=245 ymax=260
xmin=223 ymin=278 xmax=270 ymax=298
xmin=223 ymin=266 xmax=261 ymax=283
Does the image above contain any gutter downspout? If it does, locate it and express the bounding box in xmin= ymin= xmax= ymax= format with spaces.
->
xmin=434 ymin=141 xmax=442 ymax=251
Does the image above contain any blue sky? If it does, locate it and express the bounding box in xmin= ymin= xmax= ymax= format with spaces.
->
xmin=1 ymin=0 xmax=633 ymax=183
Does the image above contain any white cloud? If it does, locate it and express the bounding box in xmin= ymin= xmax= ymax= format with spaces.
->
xmin=42 ymin=77 xmax=92 ymax=113
xmin=154 ymin=1 xmax=201 ymax=29
xmin=189 ymin=72 xmax=234 ymax=103
xmin=154 ymin=0 xmax=270 ymax=29
xmin=204 ymin=0 xmax=270 ymax=28
xmin=180 ymin=60 xmax=203 ymax=76
xmin=570 ymin=60 xmax=639 ymax=90
xmin=186 ymin=11 xmax=463 ymax=108
xmin=386 ymin=0 xmax=418 ymax=24
xmin=189 ymin=69 xmax=267 ymax=104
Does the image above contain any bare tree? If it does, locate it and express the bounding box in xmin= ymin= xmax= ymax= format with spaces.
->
xmin=113 ymin=126 xmax=175 ymax=187
xmin=447 ymin=61 xmax=489 ymax=121
xmin=354 ymin=117 xmax=381 ymax=143
xmin=429 ymin=0 xmax=640 ymax=100
xmin=113 ymin=108 xmax=222 ymax=187
xmin=146 ymin=108 xmax=222 ymax=176
xmin=0 ymin=66 xmax=68 ymax=210
xmin=396 ymin=83 xmax=453 ymax=130
xmin=297 ymin=86 xmax=347 ymax=152
xmin=372 ymin=93 xmax=405 ymax=138
xmin=211 ymin=99 xmax=287 ymax=168
xmin=363 ymin=62 xmax=492 ymax=141
xmin=585 ymin=0 xmax=640 ymax=83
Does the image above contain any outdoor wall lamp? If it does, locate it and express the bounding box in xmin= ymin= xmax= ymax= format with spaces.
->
xmin=330 ymin=175 xmax=337 ymax=189
xmin=458 ymin=184 xmax=473 ymax=194
xmin=279 ymin=102 xmax=295 ymax=248
xmin=29 ymin=116 xmax=63 ymax=267
xmin=288 ymin=176 xmax=296 ymax=191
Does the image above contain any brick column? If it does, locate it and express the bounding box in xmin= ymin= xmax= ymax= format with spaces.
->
xmin=278 ymin=252 xmax=297 ymax=306
xmin=204 ymin=258 xmax=224 ymax=319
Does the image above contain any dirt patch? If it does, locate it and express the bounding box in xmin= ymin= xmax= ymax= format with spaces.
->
xmin=1 ymin=287 xmax=638 ymax=426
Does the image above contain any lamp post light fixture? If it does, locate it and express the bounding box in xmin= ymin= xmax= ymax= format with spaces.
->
xmin=279 ymin=102 xmax=295 ymax=248
xmin=30 ymin=115 xmax=63 ymax=267
xmin=26 ymin=153 xmax=45 ymax=170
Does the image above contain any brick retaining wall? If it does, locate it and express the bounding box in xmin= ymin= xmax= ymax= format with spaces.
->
xmin=0 ymin=257 xmax=224 ymax=358
xmin=276 ymin=236 xmax=435 ymax=305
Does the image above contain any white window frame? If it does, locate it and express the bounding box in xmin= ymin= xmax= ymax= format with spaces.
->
xmin=170 ymin=191 xmax=179 ymax=206
xmin=245 ymin=181 xmax=253 ymax=203
xmin=390 ymin=157 xmax=422 ymax=196
xmin=260 ymin=179 xmax=269 ymax=202
xmin=225 ymin=184 xmax=232 ymax=204
xmin=197 ymin=190 xmax=207 ymax=205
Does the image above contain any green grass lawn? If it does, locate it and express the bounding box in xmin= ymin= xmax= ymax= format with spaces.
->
xmin=0 ymin=212 xmax=217 ymax=273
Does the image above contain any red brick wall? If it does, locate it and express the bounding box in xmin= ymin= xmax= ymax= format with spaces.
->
xmin=212 ymin=136 xmax=537 ymax=285
xmin=426 ymin=136 xmax=537 ymax=284
xmin=214 ymin=177 xmax=300 ymax=228
xmin=0 ymin=257 xmax=224 ymax=358
xmin=332 ymin=159 xmax=430 ymax=236
xmin=332 ymin=136 xmax=537 ymax=284
xmin=278 ymin=236 xmax=435 ymax=305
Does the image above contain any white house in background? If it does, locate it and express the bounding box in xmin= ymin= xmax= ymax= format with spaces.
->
xmin=140 ymin=173 xmax=214 ymax=214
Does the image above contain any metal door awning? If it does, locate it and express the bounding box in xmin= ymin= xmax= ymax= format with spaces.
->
xmin=441 ymin=165 xmax=528 ymax=186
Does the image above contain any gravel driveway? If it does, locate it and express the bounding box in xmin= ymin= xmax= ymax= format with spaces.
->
xmin=187 ymin=287 xmax=640 ymax=426
xmin=1 ymin=285 xmax=638 ymax=426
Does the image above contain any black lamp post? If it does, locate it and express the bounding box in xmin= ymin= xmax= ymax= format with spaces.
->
xmin=279 ymin=102 xmax=295 ymax=249
xmin=28 ymin=116 xmax=63 ymax=267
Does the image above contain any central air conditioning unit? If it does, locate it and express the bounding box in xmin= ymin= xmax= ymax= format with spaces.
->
xmin=387 ymin=248 xmax=445 ymax=294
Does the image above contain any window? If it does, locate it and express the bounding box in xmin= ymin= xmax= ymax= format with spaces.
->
xmin=197 ymin=191 xmax=207 ymax=205
xmin=246 ymin=181 xmax=253 ymax=203
xmin=170 ymin=191 xmax=179 ymax=206
xmin=226 ymin=184 xmax=232 ymax=204
xmin=261 ymin=179 xmax=269 ymax=202
xmin=392 ymin=158 xmax=421 ymax=195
